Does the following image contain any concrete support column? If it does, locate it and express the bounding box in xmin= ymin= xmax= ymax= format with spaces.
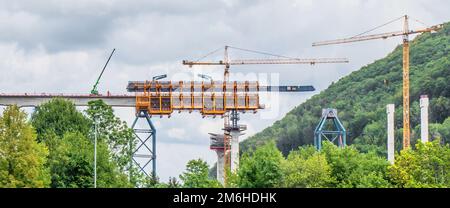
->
xmin=216 ymin=150 xmax=225 ymax=185
xmin=387 ymin=104 xmax=395 ymax=164
xmin=230 ymin=130 xmax=240 ymax=172
xmin=420 ymin=95 xmax=429 ymax=143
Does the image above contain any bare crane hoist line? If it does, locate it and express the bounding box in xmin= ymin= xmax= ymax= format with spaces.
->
xmin=312 ymin=15 xmax=443 ymax=150
xmin=91 ymin=48 xmax=116 ymax=95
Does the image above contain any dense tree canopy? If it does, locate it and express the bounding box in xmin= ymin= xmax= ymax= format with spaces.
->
xmin=236 ymin=142 xmax=284 ymax=188
xmin=2 ymin=101 xmax=450 ymax=188
xmin=31 ymin=98 xmax=90 ymax=143
xmin=389 ymin=140 xmax=450 ymax=188
xmin=48 ymin=132 xmax=130 ymax=188
xmin=29 ymin=99 xmax=133 ymax=188
xmin=321 ymin=142 xmax=391 ymax=188
xmin=232 ymin=142 xmax=392 ymax=188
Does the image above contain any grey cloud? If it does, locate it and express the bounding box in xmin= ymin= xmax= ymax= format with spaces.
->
xmin=0 ymin=0 xmax=251 ymax=55
xmin=1 ymin=0 xmax=449 ymax=181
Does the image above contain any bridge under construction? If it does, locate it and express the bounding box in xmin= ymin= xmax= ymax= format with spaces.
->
xmin=0 ymin=82 xmax=313 ymax=111
xmin=0 ymin=45 xmax=350 ymax=184
xmin=0 ymin=80 xmax=317 ymax=180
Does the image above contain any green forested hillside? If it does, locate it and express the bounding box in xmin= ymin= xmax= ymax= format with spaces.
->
xmin=242 ymin=22 xmax=450 ymax=156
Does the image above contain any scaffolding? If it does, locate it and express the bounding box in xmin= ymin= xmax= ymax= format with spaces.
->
xmin=130 ymin=110 xmax=156 ymax=178
xmin=132 ymin=81 xmax=264 ymax=116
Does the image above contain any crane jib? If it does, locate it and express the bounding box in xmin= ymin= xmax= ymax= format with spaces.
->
xmin=265 ymin=86 xmax=315 ymax=92
xmin=126 ymin=81 xmax=315 ymax=93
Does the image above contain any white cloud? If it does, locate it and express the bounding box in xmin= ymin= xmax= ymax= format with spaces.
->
xmin=167 ymin=128 xmax=187 ymax=140
xmin=197 ymin=119 xmax=224 ymax=136
xmin=156 ymin=142 xmax=217 ymax=182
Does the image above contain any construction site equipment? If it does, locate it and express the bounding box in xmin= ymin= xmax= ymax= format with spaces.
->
xmin=126 ymin=78 xmax=315 ymax=177
xmin=127 ymin=80 xmax=315 ymax=117
xmin=131 ymin=110 xmax=156 ymax=178
xmin=314 ymin=108 xmax=346 ymax=150
xmin=91 ymin=49 xmax=116 ymax=95
xmin=0 ymin=77 xmax=316 ymax=178
xmin=183 ymin=46 xmax=349 ymax=67
xmin=198 ymin=74 xmax=213 ymax=81
xmin=0 ymin=92 xmax=155 ymax=178
xmin=312 ymin=15 xmax=443 ymax=149
xmin=183 ymin=58 xmax=349 ymax=66
xmin=127 ymin=81 xmax=315 ymax=93
xmin=1 ymin=44 xmax=346 ymax=180
xmin=182 ymin=46 xmax=348 ymax=97
xmin=183 ymin=46 xmax=349 ymax=185
xmin=152 ymin=74 xmax=167 ymax=81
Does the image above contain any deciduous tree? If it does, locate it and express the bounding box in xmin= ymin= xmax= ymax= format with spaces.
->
xmin=0 ymin=106 xmax=50 ymax=187
xmin=282 ymin=146 xmax=335 ymax=188
xmin=180 ymin=159 xmax=221 ymax=188
xmin=388 ymin=140 xmax=450 ymax=188
xmin=237 ymin=142 xmax=284 ymax=188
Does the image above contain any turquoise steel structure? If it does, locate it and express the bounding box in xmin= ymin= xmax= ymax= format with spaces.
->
xmin=314 ymin=108 xmax=346 ymax=150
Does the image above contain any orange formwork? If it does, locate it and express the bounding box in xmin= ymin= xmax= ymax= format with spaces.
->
xmin=135 ymin=81 xmax=262 ymax=116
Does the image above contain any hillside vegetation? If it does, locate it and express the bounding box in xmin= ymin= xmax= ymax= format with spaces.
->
xmin=242 ymin=22 xmax=450 ymax=156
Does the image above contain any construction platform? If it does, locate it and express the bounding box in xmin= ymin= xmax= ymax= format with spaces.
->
xmin=127 ymin=81 xmax=315 ymax=116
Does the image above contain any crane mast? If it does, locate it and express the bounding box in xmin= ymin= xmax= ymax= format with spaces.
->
xmin=402 ymin=16 xmax=411 ymax=149
xmin=312 ymin=15 xmax=443 ymax=150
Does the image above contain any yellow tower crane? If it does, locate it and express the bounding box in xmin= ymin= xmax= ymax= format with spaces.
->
xmin=312 ymin=15 xmax=443 ymax=149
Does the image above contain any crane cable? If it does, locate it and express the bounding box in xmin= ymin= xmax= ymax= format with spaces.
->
xmin=227 ymin=46 xmax=297 ymax=59
xmin=194 ymin=46 xmax=225 ymax=62
xmin=350 ymin=15 xmax=432 ymax=39
xmin=351 ymin=15 xmax=405 ymax=38
xmin=411 ymin=17 xmax=430 ymax=28
xmin=191 ymin=45 xmax=300 ymax=62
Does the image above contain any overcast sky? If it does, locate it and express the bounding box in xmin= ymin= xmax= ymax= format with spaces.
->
xmin=0 ymin=0 xmax=449 ymax=182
